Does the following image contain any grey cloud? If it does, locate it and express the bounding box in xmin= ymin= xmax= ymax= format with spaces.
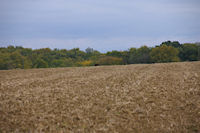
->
xmin=0 ymin=0 xmax=200 ymax=51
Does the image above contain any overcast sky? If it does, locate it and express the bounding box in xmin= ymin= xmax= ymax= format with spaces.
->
xmin=0 ymin=0 xmax=200 ymax=52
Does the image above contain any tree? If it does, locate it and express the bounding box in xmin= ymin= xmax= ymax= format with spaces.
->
xmin=20 ymin=48 xmax=32 ymax=56
xmin=67 ymin=48 xmax=86 ymax=59
xmin=135 ymin=46 xmax=151 ymax=63
xmin=128 ymin=46 xmax=151 ymax=64
xmin=34 ymin=58 xmax=48 ymax=68
xmin=51 ymin=58 xmax=73 ymax=67
xmin=179 ymin=43 xmax=198 ymax=61
xmin=150 ymin=45 xmax=180 ymax=63
xmin=106 ymin=50 xmax=123 ymax=57
xmin=128 ymin=48 xmax=137 ymax=64
xmin=0 ymin=52 xmax=10 ymax=69
xmin=9 ymin=51 xmax=26 ymax=69
xmin=23 ymin=58 xmax=32 ymax=69
xmin=85 ymin=47 xmax=94 ymax=54
xmin=0 ymin=42 xmax=198 ymax=70
xmin=197 ymin=44 xmax=200 ymax=61
xmin=121 ymin=51 xmax=129 ymax=64
xmin=97 ymin=56 xmax=123 ymax=65
xmin=87 ymin=50 xmax=101 ymax=61
xmin=7 ymin=45 xmax=16 ymax=53
xmin=160 ymin=41 xmax=181 ymax=48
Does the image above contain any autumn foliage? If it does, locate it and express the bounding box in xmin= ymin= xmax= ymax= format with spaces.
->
xmin=0 ymin=41 xmax=199 ymax=70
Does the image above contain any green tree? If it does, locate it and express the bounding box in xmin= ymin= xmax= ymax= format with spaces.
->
xmin=0 ymin=52 xmax=10 ymax=69
xmin=23 ymin=58 xmax=32 ymax=69
xmin=7 ymin=45 xmax=16 ymax=53
xmin=51 ymin=58 xmax=73 ymax=67
xmin=136 ymin=46 xmax=151 ymax=63
xmin=8 ymin=51 xmax=27 ymax=69
xmin=20 ymin=48 xmax=32 ymax=56
xmin=97 ymin=56 xmax=123 ymax=65
xmin=128 ymin=46 xmax=151 ymax=64
xmin=128 ymin=48 xmax=137 ymax=64
xmin=106 ymin=50 xmax=123 ymax=58
xmin=87 ymin=50 xmax=101 ymax=61
xmin=121 ymin=51 xmax=129 ymax=64
xmin=197 ymin=44 xmax=200 ymax=61
xmin=0 ymin=42 xmax=199 ymax=70
xmin=34 ymin=58 xmax=48 ymax=68
xmin=160 ymin=41 xmax=181 ymax=48
xmin=85 ymin=47 xmax=94 ymax=54
xmin=150 ymin=45 xmax=180 ymax=63
xmin=64 ymin=48 xmax=86 ymax=61
xmin=179 ymin=43 xmax=198 ymax=61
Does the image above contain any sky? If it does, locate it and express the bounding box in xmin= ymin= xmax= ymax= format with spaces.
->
xmin=0 ymin=0 xmax=200 ymax=52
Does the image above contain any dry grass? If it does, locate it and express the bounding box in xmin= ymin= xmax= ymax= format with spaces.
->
xmin=0 ymin=62 xmax=200 ymax=133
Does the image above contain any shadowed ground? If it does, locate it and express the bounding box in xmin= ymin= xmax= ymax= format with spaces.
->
xmin=0 ymin=62 xmax=200 ymax=132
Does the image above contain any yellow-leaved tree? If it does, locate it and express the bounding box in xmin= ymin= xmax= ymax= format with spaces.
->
xmin=150 ymin=45 xmax=180 ymax=63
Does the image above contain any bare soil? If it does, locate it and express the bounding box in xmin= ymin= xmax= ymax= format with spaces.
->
xmin=0 ymin=62 xmax=200 ymax=133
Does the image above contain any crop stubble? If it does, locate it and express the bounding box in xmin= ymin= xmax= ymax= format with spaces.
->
xmin=0 ymin=62 xmax=200 ymax=132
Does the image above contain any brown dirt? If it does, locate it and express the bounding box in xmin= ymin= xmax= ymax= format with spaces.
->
xmin=0 ymin=62 xmax=200 ymax=133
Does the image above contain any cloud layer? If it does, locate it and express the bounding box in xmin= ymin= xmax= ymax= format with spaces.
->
xmin=0 ymin=0 xmax=200 ymax=51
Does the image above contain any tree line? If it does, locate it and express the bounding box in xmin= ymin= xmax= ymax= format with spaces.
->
xmin=0 ymin=41 xmax=200 ymax=70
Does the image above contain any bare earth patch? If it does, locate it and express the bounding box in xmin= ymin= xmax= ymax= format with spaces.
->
xmin=0 ymin=62 xmax=200 ymax=132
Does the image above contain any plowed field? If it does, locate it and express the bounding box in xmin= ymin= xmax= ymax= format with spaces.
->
xmin=0 ymin=62 xmax=200 ymax=132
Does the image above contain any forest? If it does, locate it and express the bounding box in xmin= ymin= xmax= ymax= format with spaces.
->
xmin=0 ymin=41 xmax=200 ymax=70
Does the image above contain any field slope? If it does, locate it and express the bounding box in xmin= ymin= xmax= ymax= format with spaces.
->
xmin=0 ymin=62 xmax=200 ymax=132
